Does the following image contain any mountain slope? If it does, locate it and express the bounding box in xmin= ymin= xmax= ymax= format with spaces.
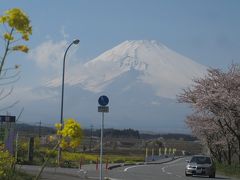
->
xmin=48 ymin=40 xmax=206 ymax=99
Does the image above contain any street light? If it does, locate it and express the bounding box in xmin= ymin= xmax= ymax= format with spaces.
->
xmin=57 ymin=39 xmax=80 ymax=166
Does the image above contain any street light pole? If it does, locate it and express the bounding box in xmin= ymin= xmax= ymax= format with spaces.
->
xmin=57 ymin=39 xmax=80 ymax=166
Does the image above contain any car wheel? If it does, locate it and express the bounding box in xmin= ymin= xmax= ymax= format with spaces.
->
xmin=185 ymin=172 xmax=191 ymax=176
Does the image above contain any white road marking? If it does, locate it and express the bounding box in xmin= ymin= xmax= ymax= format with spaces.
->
xmin=161 ymin=158 xmax=184 ymax=177
xmin=124 ymin=158 xmax=184 ymax=175
xmin=176 ymin=174 xmax=182 ymax=178
xmin=124 ymin=165 xmax=148 ymax=172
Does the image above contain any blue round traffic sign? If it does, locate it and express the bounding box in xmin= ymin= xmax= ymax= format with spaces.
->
xmin=98 ymin=95 xmax=109 ymax=106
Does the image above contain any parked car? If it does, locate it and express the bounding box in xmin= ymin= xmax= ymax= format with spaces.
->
xmin=185 ymin=155 xmax=216 ymax=178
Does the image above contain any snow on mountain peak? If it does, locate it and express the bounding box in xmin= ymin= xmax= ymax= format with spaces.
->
xmin=48 ymin=40 xmax=207 ymax=98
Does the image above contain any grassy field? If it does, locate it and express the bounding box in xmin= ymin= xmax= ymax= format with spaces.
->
xmin=2 ymin=170 xmax=34 ymax=180
xmin=18 ymin=146 xmax=145 ymax=168
xmin=216 ymin=163 xmax=240 ymax=179
xmin=63 ymin=151 xmax=144 ymax=163
xmin=60 ymin=151 xmax=144 ymax=168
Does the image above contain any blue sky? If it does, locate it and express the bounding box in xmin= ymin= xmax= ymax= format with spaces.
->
xmin=1 ymin=1 xmax=240 ymax=130
xmin=2 ymin=0 xmax=240 ymax=68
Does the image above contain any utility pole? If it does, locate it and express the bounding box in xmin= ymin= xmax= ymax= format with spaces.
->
xmin=89 ymin=125 xmax=93 ymax=152
xmin=38 ymin=121 xmax=42 ymax=138
xmin=15 ymin=132 xmax=18 ymax=161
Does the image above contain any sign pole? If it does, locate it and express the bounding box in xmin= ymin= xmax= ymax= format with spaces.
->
xmin=100 ymin=111 xmax=104 ymax=180
xmin=98 ymin=95 xmax=109 ymax=180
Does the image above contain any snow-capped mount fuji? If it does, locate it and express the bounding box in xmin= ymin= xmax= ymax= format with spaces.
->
xmin=48 ymin=40 xmax=206 ymax=99
xmin=27 ymin=40 xmax=208 ymax=132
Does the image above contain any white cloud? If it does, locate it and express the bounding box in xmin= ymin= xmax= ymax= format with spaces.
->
xmin=28 ymin=38 xmax=84 ymax=91
xmin=29 ymin=40 xmax=67 ymax=70
xmin=3 ymin=86 xmax=58 ymax=104
xmin=60 ymin=26 xmax=70 ymax=39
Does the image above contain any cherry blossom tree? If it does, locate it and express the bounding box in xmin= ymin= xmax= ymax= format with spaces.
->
xmin=185 ymin=112 xmax=236 ymax=164
xmin=178 ymin=64 xmax=240 ymax=164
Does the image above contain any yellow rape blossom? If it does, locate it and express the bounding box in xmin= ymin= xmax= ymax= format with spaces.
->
xmin=60 ymin=140 xmax=68 ymax=149
xmin=0 ymin=16 xmax=7 ymax=23
xmin=0 ymin=8 xmax=32 ymax=75
xmin=55 ymin=123 xmax=62 ymax=130
xmin=56 ymin=118 xmax=83 ymax=149
xmin=3 ymin=32 xmax=14 ymax=41
xmin=48 ymin=135 xmax=55 ymax=142
xmin=0 ymin=8 xmax=31 ymax=59
xmin=0 ymin=143 xmax=15 ymax=178
xmin=22 ymin=33 xmax=29 ymax=41
xmin=12 ymin=45 xmax=29 ymax=53
xmin=4 ymin=8 xmax=32 ymax=36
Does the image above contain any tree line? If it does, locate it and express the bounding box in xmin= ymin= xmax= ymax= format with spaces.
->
xmin=84 ymin=128 xmax=140 ymax=139
xmin=16 ymin=124 xmax=197 ymax=141
xmin=178 ymin=64 xmax=240 ymax=165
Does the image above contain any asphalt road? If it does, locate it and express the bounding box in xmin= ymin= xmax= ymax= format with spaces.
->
xmin=107 ymin=158 xmax=239 ymax=180
xmin=20 ymin=157 xmax=240 ymax=180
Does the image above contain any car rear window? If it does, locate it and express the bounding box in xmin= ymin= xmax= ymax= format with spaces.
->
xmin=190 ymin=156 xmax=211 ymax=164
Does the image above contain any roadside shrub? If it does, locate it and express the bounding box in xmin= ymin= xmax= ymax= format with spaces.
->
xmin=0 ymin=143 xmax=15 ymax=179
xmin=216 ymin=162 xmax=240 ymax=178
